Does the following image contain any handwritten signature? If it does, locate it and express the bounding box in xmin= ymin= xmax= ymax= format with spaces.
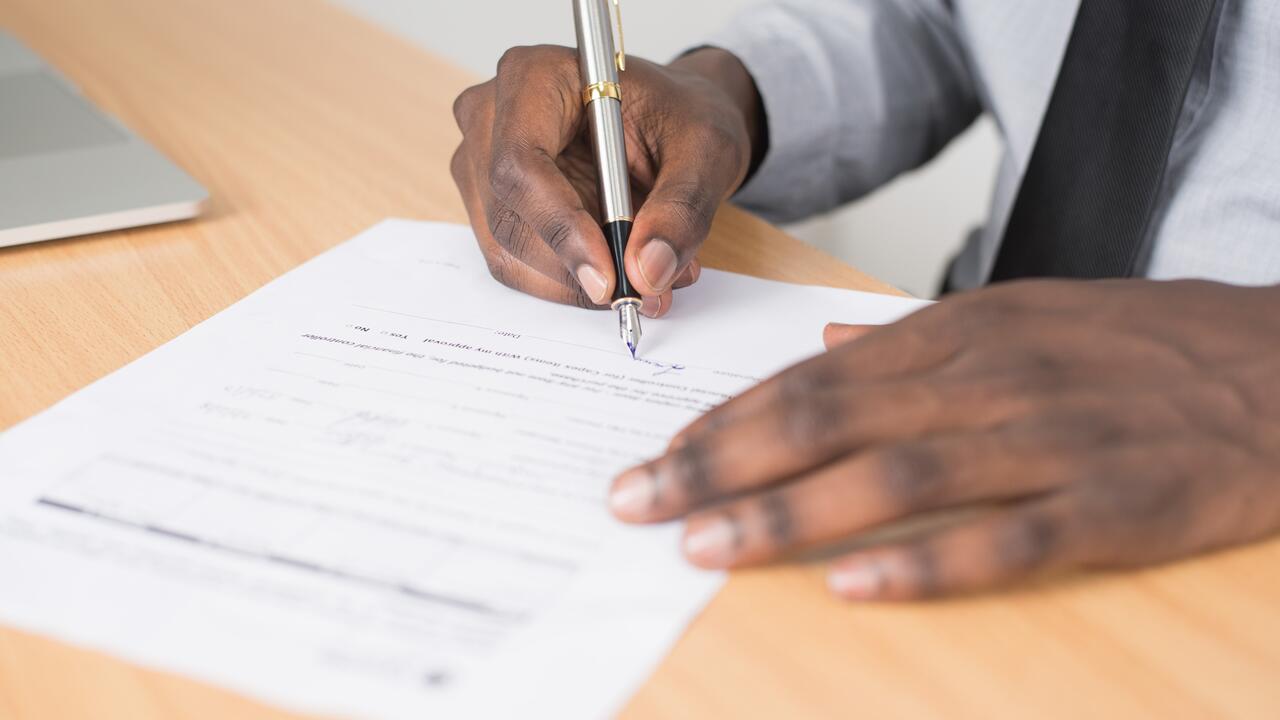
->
xmin=634 ymin=357 xmax=686 ymax=376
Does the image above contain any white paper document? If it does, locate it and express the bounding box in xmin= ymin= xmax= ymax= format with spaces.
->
xmin=0 ymin=220 xmax=928 ymax=718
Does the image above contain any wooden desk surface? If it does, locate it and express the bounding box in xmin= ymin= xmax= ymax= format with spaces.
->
xmin=1 ymin=1 xmax=1278 ymax=718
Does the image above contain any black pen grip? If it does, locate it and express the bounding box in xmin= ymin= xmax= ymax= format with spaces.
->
xmin=603 ymin=219 xmax=637 ymax=302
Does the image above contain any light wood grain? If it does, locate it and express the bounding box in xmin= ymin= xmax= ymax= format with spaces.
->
xmin=1 ymin=1 xmax=1278 ymax=718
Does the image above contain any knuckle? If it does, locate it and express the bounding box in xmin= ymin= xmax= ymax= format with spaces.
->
xmin=654 ymin=181 xmax=716 ymax=234
xmin=997 ymin=512 xmax=1061 ymax=572
xmin=667 ymin=442 xmax=717 ymax=507
xmin=875 ymin=443 xmax=947 ymax=510
xmin=449 ymin=145 xmax=469 ymax=186
xmin=901 ymin=544 xmax=942 ymax=599
xmin=548 ymin=45 xmax=580 ymax=77
xmin=952 ymin=296 xmax=1015 ymax=331
xmin=757 ymin=491 xmax=794 ymax=547
xmin=1013 ymin=347 xmax=1066 ymax=378
xmin=488 ymin=151 xmax=529 ymax=206
xmin=700 ymin=119 xmax=743 ymax=151
xmin=781 ymin=391 xmax=845 ymax=453
xmin=538 ymin=212 xmax=577 ymax=256
xmin=485 ymin=203 xmax=532 ymax=257
xmin=451 ymin=83 xmax=488 ymax=129
xmin=699 ymin=122 xmax=750 ymax=175
xmin=989 ymin=350 xmax=1073 ymax=399
xmin=776 ymin=364 xmax=829 ymax=405
xmin=497 ymin=44 xmax=574 ymax=78
xmin=1019 ymin=402 xmax=1093 ymax=437
xmin=495 ymin=45 xmax=535 ymax=75
xmin=532 ymin=44 xmax=580 ymax=79
xmin=775 ymin=370 xmax=845 ymax=451
xmin=1078 ymin=472 xmax=1192 ymax=539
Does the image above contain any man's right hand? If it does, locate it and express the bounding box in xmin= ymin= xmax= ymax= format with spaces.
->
xmin=450 ymin=46 xmax=763 ymax=317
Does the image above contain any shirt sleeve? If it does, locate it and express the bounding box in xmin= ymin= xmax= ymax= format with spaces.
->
xmin=703 ymin=0 xmax=982 ymax=223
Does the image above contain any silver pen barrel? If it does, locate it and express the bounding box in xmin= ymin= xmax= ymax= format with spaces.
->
xmin=573 ymin=0 xmax=633 ymax=224
xmin=573 ymin=0 xmax=642 ymax=357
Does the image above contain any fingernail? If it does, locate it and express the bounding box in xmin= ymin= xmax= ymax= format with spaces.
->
xmin=610 ymin=469 xmax=656 ymax=518
xmin=640 ymin=294 xmax=662 ymax=318
xmin=828 ymin=561 xmax=884 ymax=600
xmin=576 ymin=264 xmax=609 ymax=304
xmin=638 ymin=239 xmax=678 ymax=292
xmin=683 ymin=517 xmax=737 ymax=566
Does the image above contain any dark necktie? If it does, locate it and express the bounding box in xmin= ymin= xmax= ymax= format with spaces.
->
xmin=989 ymin=0 xmax=1224 ymax=282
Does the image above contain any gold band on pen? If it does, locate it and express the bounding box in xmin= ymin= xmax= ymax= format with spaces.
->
xmin=582 ymin=81 xmax=622 ymax=105
xmin=607 ymin=215 xmax=633 ymax=223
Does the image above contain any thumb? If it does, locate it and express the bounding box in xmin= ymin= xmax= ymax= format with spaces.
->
xmin=626 ymin=138 xmax=741 ymax=297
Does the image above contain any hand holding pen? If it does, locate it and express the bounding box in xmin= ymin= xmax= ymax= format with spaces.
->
xmin=448 ymin=4 xmax=764 ymax=349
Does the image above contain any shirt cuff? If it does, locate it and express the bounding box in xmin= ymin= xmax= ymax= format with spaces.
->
xmin=699 ymin=7 xmax=843 ymax=222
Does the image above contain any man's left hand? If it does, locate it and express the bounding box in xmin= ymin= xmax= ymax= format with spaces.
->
xmin=609 ymin=279 xmax=1280 ymax=600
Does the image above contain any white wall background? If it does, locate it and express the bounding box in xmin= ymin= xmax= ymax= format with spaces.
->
xmin=336 ymin=0 xmax=1001 ymax=298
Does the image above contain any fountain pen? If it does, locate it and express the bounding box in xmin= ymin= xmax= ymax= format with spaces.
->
xmin=573 ymin=0 xmax=642 ymax=358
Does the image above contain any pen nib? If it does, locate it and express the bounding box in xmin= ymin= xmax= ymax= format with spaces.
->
xmin=617 ymin=300 xmax=642 ymax=359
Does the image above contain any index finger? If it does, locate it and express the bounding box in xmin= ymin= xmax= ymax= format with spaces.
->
xmin=486 ymin=46 xmax=617 ymax=303
xmin=673 ymin=307 xmax=955 ymax=446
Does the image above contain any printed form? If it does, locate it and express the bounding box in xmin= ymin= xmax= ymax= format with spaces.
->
xmin=0 ymin=220 xmax=929 ymax=718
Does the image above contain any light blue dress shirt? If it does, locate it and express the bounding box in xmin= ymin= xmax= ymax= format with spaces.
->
xmin=708 ymin=0 xmax=1280 ymax=290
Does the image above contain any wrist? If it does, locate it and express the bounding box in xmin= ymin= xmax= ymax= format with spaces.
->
xmin=670 ymin=47 xmax=767 ymax=184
